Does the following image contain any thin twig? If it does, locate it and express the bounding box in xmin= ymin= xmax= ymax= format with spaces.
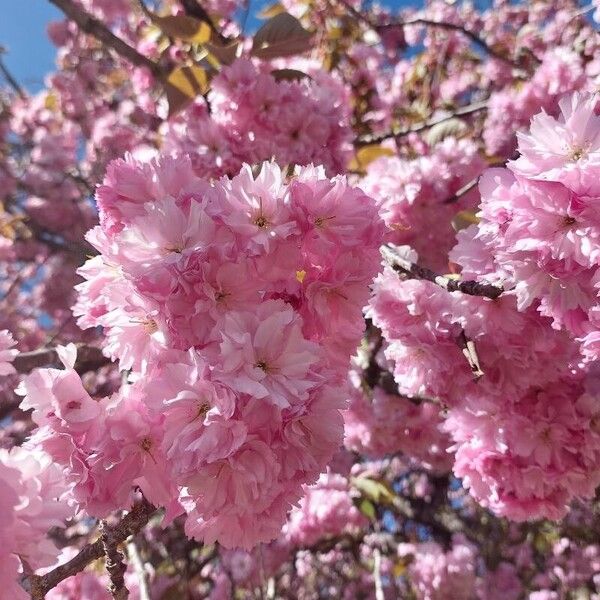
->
xmin=47 ymin=0 xmax=163 ymax=78
xmin=336 ymin=0 xmax=520 ymax=68
xmin=456 ymin=329 xmax=484 ymax=379
xmin=380 ymin=18 xmax=516 ymax=67
xmin=381 ymin=243 xmax=503 ymax=299
xmin=28 ymin=499 xmax=156 ymax=599
xmin=373 ymin=548 xmax=385 ymax=600
xmin=13 ymin=344 xmax=110 ymax=374
xmin=443 ymin=177 xmax=479 ymax=204
xmin=356 ymin=100 xmax=488 ymax=146
xmin=126 ymin=541 xmax=151 ymax=600
xmin=0 ymin=54 xmax=26 ymax=99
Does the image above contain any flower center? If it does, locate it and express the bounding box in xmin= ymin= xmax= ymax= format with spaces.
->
xmin=254 ymin=215 xmax=269 ymax=228
xmin=255 ymin=360 xmax=269 ymax=372
xmin=143 ymin=318 xmax=159 ymax=334
xmin=196 ymin=401 xmax=210 ymax=419
xmin=568 ymin=143 xmax=590 ymax=161
xmin=315 ymin=215 xmax=335 ymax=228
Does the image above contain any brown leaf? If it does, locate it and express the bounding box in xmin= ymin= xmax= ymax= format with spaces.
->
xmin=164 ymin=65 xmax=209 ymax=118
xmin=271 ymin=68 xmax=311 ymax=82
xmin=423 ymin=117 xmax=468 ymax=146
xmin=251 ymin=13 xmax=313 ymax=60
xmin=205 ymin=41 xmax=239 ymax=66
xmin=348 ymin=144 xmax=395 ymax=172
xmin=148 ymin=13 xmax=212 ymax=44
xmin=258 ymin=2 xmax=286 ymax=19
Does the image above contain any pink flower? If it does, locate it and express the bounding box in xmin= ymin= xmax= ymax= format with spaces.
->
xmin=511 ymin=93 xmax=600 ymax=196
xmin=214 ymin=300 xmax=320 ymax=408
xmin=219 ymin=162 xmax=297 ymax=254
xmin=283 ymin=473 xmax=368 ymax=547
xmin=0 ymin=329 xmax=17 ymax=376
xmin=17 ymin=344 xmax=101 ymax=436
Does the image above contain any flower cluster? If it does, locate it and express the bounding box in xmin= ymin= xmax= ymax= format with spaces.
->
xmin=398 ymin=534 xmax=477 ymax=600
xmin=344 ymin=380 xmax=452 ymax=473
xmin=368 ymin=260 xmax=600 ymax=520
xmin=361 ymin=137 xmax=485 ymax=271
xmin=19 ymin=156 xmax=384 ymax=549
xmin=162 ymin=58 xmax=353 ymax=180
xmin=453 ymin=93 xmax=600 ymax=352
xmin=283 ymin=473 xmax=367 ymax=547
xmin=0 ymin=447 xmax=72 ymax=599
xmin=483 ymin=48 xmax=588 ymax=156
xmin=0 ymin=329 xmax=17 ymax=375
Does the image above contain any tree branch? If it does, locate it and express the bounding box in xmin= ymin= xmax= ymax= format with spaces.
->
xmin=47 ymin=0 xmax=163 ymax=78
xmin=101 ymin=521 xmax=129 ymax=600
xmin=335 ymin=0 xmax=520 ymax=69
xmin=126 ymin=541 xmax=150 ymax=600
xmin=0 ymin=54 xmax=26 ymax=99
xmin=378 ymin=18 xmax=517 ymax=67
xmin=356 ymin=100 xmax=488 ymax=146
xmin=13 ymin=344 xmax=110 ymax=374
xmin=372 ymin=548 xmax=385 ymax=600
xmin=381 ymin=243 xmax=503 ymax=299
xmin=29 ymin=499 xmax=156 ymax=599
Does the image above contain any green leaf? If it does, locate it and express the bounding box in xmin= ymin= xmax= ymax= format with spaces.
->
xmin=359 ymin=498 xmax=376 ymax=520
xmin=351 ymin=477 xmax=395 ymax=504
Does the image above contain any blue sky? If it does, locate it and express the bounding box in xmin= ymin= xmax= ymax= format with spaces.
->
xmin=0 ymin=0 xmax=62 ymax=91
xmin=0 ymin=0 xmax=423 ymax=92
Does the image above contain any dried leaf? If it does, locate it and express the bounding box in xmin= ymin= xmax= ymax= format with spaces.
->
xmin=149 ymin=13 xmax=212 ymax=45
xmin=271 ymin=68 xmax=311 ymax=82
xmin=251 ymin=13 xmax=313 ymax=60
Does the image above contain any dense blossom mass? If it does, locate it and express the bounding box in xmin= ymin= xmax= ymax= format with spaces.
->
xmin=1 ymin=0 xmax=600 ymax=598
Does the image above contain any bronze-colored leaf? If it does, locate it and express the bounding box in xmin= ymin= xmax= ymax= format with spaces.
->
xmin=205 ymin=41 xmax=239 ymax=66
xmin=348 ymin=144 xmax=395 ymax=172
xmin=164 ymin=65 xmax=209 ymax=118
xmin=452 ymin=209 xmax=480 ymax=232
xmin=149 ymin=13 xmax=212 ymax=44
xmin=258 ymin=2 xmax=285 ymax=19
xmin=251 ymin=13 xmax=313 ymax=60
xmin=271 ymin=68 xmax=311 ymax=82
xmin=424 ymin=117 xmax=468 ymax=146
